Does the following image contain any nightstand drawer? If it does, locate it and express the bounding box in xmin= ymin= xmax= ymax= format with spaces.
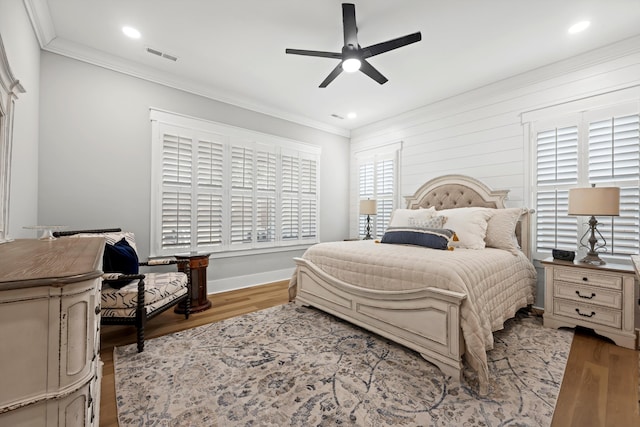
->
xmin=553 ymin=299 xmax=621 ymax=329
xmin=553 ymin=268 xmax=622 ymax=290
xmin=553 ymin=282 xmax=622 ymax=310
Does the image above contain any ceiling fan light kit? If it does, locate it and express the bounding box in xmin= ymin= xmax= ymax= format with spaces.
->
xmin=342 ymin=58 xmax=361 ymax=72
xmin=286 ymin=3 xmax=421 ymax=87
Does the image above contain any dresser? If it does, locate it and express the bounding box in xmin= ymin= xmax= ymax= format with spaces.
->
xmin=542 ymin=257 xmax=637 ymax=349
xmin=0 ymin=238 xmax=104 ymax=426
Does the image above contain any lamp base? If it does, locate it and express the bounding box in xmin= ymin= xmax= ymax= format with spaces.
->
xmin=579 ymin=252 xmax=606 ymax=265
xmin=363 ymin=214 xmax=373 ymax=240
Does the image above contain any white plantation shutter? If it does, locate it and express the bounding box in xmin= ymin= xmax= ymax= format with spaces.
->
xmin=197 ymin=193 xmax=222 ymax=246
xmin=281 ymin=154 xmax=300 ymax=240
xmin=300 ymin=157 xmax=318 ymax=240
xmin=281 ymin=199 xmax=299 ymax=240
xmin=151 ymin=110 xmax=320 ymax=256
xmin=196 ymin=137 xmax=224 ymax=246
xmin=534 ymin=126 xmax=578 ymax=253
xmin=230 ymin=145 xmax=254 ymax=246
xmin=256 ymin=147 xmax=277 ymax=243
xmin=532 ymin=107 xmax=640 ymax=260
xmin=587 ymin=114 xmax=640 ymax=258
xmin=375 ymin=159 xmax=394 ymax=236
xmin=357 ymin=153 xmax=397 ymax=239
xmin=161 ymin=132 xmax=192 ymax=249
xmin=230 ymin=195 xmax=253 ymax=244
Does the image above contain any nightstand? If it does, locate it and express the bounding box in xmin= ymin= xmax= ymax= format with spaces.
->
xmin=541 ymin=257 xmax=637 ymax=349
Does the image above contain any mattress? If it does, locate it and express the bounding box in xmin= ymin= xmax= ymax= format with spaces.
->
xmin=293 ymin=239 xmax=537 ymax=387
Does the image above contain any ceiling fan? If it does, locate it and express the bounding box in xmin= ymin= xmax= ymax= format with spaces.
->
xmin=286 ymin=3 xmax=421 ymax=88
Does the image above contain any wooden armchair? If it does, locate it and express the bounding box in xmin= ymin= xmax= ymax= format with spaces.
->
xmin=54 ymin=228 xmax=191 ymax=352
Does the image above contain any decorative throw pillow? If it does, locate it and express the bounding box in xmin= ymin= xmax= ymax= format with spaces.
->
xmin=381 ymin=227 xmax=456 ymax=250
xmin=103 ymin=238 xmax=139 ymax=275
xmin=485 ymin=207 xmax=526 ymax=255
xmin=389 ymin=207 xmax=436 ymax=227
xmin=438 ymin=207 xmax=493 ymax=249
xmin=413 ymin=215 xmax=446 ymax=229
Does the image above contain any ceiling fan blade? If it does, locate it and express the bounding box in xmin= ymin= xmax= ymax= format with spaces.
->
xmin=362 ymin=32 xmax=422 ymax=58
xmin=319 ymin=63 xmax=344 ymax=88
xmin=342 ymin=3 xmax=358 ymax=47
xmin=359 ymin=59 xmax=388 ymax=85
xmin=285 ymin=48 xmax=342 ymax=59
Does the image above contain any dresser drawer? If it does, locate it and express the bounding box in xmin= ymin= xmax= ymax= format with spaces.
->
xmin=553 ymin=299 xmax=622 ymax=329
xmin=553 ymin=282 xmax=622 ymax=310
xmin=553 ymin=267 xmax=622 ymax=290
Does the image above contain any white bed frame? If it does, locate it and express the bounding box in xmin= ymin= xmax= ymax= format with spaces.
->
xmin=293 ymin=175 xmax=531 ymax=381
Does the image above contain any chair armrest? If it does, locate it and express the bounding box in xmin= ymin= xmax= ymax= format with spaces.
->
xmin=102 ymin=273 xmax=146 ymax=281
xmin=140 ymin=258 xmax=189 ymax=268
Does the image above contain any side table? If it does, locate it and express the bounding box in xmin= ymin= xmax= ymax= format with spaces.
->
xmin=541 ymin=257 xmax=637 ymax=349
xmin=174 ymin=252 xmax=212 ymax=314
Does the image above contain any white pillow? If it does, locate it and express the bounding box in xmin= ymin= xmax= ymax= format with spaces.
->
xmin=438 ymin=207 xmax=493 ymax=249
xmin=389 ymin=207 xmax=436 ymax=227
xmin=485 ymin=207 xmax=525 ymax=255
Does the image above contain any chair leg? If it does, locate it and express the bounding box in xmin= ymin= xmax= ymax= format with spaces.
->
xmin=184 ymin=294 xmax=191 ymax=320
xmin=136 ymin=319 xmax=145 ymax=353
xmin=136 ymin=278 xmax=146 ymax=352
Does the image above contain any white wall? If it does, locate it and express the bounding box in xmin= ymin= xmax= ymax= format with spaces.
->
xmin=350 ymin=36 xmax=640 ymax=310
xmin=38 ymin=52 xmax=350 ymax=293
xmin=0 ymin=0 xmax=40 ymax=239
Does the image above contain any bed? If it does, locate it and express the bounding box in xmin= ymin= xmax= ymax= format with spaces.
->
xmin=289 ymin=175 xmax=536 ymax=393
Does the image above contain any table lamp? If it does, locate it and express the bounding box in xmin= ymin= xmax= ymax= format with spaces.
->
xmin=568 ymin=185 xmax=620 ymax=265
xmin=360 ymin=199 xmax=377 ymax=240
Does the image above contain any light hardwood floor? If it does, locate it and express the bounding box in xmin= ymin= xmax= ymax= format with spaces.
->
xmin=99 ymin=281 xmax=639 ymax=427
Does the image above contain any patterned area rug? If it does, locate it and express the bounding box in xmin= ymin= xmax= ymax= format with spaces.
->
xmin=113 ymin=303 xmax=572 ymax=426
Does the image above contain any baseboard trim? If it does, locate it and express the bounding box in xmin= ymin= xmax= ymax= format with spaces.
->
xmin=207 ymin=268 xmax=295 ymax=295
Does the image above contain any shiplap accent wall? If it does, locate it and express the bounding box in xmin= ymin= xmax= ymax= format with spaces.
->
xmin=350 ymin=36 xmax=640 ymax=236
xmin=349 ymin=36 xmax=640 ymax=312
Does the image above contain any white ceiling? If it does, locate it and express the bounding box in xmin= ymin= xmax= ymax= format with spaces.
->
xmin=32 ymin=0 xmax=640 ymax=134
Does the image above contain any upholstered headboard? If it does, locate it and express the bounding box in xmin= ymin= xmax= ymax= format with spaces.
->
xmin=403 ymin=175 xmax=531 ymax=258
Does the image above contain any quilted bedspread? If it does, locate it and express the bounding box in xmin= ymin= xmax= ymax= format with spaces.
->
xmin=292 ymin=240 xmax=537 ymax=390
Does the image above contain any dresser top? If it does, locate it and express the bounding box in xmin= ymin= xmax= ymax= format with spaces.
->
xmin=0 ymin=238 xmax=104 ymax=289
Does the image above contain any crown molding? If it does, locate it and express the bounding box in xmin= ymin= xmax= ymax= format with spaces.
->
xmin=23 ymin=0 xmax=350 ymax=138
xmin=23 ymin=0 xmax=56 ymax=48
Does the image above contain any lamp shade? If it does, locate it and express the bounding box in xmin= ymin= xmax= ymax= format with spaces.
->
xmin=568 ymin=186 xmax=620 ymax=216
xmin=360 ymin=199 xmax=377 ymax=215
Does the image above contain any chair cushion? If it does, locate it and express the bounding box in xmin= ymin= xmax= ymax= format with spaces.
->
xmin=101 ymin=272 xmax=188 ymax=317
xmin=103 ymin=238 xmax=139 ymax=279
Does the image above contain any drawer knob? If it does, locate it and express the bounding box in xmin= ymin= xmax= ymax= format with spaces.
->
xmin=582 ymin=277 xmax=588 ymax=282
xmin=575 ymin=290 xmax=596 ymax=299
xmin=575 ymin=308 xmax=596 ymax=318
xmin=95 ymin=306 xmax=101 ymax=315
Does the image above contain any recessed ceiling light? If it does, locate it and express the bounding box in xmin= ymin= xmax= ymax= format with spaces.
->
xmin=568 ymin=21 xmax=590 ymax=34
xmin=122 ymin=26 xmax=141 ymax=39
xmin=347 ymin=112 xmax=357 ymax=119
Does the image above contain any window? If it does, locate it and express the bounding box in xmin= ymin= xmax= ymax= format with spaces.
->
xmin=150 ymin=110 xmax=320 ymax=256
xmin=530 ymin=102 xmax=640 ymax=261
xmin=355 ymin=144 xmax=400 ymax=239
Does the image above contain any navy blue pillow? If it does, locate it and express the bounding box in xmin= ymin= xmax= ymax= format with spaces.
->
xmin=381 ymin=227 xmax=456 ymax=250
xmin=103 ymin=238 xmax=139 ymax=275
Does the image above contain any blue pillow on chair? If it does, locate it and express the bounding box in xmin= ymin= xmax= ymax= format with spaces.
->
xmin=103 ymin=238 xmax=139 ymax=275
